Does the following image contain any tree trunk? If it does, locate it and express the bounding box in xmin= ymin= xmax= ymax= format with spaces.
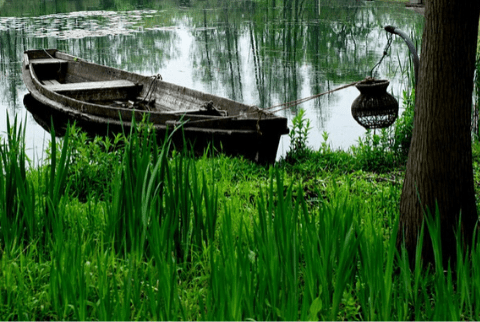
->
xmin=398 ymin=0 xmax=480 ymax=266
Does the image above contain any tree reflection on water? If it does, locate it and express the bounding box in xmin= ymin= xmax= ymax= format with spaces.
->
xmin=0 ymin=0 xmax=423 ymax=157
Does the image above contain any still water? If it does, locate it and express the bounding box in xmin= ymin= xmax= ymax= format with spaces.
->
xmin=0 ymin=0 xmax=424 ymax=161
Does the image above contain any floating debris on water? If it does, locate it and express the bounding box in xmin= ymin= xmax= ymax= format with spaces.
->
xmin=0 ymin=9 xmax=171 ymax=40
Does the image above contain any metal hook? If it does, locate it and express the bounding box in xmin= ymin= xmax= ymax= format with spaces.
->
xmin=384 ymin=25 xmax=420 ymax=86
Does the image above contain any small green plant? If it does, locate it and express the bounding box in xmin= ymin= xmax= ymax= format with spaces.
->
xmin=392 ymin=88 xmax=415 ymax=158
xmin=285 ymin=108 xmax=313 ymax=162
xmin=319 ymin=131 xmax=331 ymax=154
xmin=351 ymin=128 xmax=396 ymax=172
xmin=349 ymin=88 xmax=415 ymax=172
xmin=48 ymin=124 xmax=126 ymax=201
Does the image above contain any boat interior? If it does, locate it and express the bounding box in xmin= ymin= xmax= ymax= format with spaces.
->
xmin=25 ymin=50 xmax=273 ymax=119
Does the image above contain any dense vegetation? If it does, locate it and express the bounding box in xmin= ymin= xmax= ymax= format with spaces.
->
xmin=0 ymin=15 xmax=478 ymax=321
xmin=1 ymin=75 xmax=480 ymax=321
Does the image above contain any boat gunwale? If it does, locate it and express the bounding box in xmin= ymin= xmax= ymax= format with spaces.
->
xmin=23 ymin=50 xmax=289 ymax=135
xmin=25 ymin=50 xmax=285 ymax=123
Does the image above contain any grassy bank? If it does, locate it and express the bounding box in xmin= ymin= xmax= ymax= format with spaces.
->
xmin=2 ymin=95 xmax=480 ymax=320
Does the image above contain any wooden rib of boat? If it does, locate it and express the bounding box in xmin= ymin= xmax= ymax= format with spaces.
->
xmin=22 ymin=49 xmax=289 ymax=164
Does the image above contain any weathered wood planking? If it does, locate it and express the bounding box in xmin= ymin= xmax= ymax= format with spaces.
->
xmin=31 ymin=58 xmax=66 ymax=65
xmin=42 ymin=79 xmax=61 ymax=85
xmin=44 ymin=80 xmax=136 ymax=92
xmin=22 ymin=49 xmax=290 ymax=164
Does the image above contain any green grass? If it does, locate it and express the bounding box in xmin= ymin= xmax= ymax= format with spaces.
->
xmin=2 ymin=111 xmax=480 ymax=320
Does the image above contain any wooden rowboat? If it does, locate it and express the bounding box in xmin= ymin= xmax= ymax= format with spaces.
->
xmin=22 ymin=49 xmax=289 ymax=163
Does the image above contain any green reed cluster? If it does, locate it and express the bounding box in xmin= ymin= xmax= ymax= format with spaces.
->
xmin=2 ymin=117 xmax=480 ymax=320
xmin=285 ymin=108 xmax=313 ymax=162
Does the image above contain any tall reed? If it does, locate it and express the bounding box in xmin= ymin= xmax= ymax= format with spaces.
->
xmin=0 ymin=116 xmax=31 ymax=254
xmin=0 ymin=116 xmax=71 ymax=254
xmin=3 ymin=118 xmax=480 ymax=320
xmin=104 ymin=123 xmax=218 ymax=263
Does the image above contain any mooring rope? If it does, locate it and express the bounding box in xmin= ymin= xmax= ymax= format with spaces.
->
xmin=42 ymin=48 xmax=64 ymax=74
xmin=172 ymin=79 xmax=362 ymax=135
xmin=264 ymin=80 xmax=359 ymax=115
xmin=252 ymin=80 xmax=360 ymax=134
xmin=141 ymin=73 xmax=163 ymax=108
xmin=43 ymin=49 xmax=55 ymax=59
xmin=370 ymin=32 xmax=393 ymax=78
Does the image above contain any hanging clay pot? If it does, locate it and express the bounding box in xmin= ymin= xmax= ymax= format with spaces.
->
xmin=351 ymin=78 xmax=399 ymax=130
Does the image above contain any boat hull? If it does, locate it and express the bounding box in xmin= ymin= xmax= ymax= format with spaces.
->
xmin=22 ymin=49 xmax=289 ymax=163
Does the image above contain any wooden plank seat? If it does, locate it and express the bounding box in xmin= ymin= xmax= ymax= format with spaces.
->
xmin=31 ymin=58 xmax=67 ymax=65
xmin=44 ymin=80 xmax=137 ymax=92
xmin=42 ymin=79 xmax=61 ymax=85
xmin=44 ymin=80 xmax=142 ymax=101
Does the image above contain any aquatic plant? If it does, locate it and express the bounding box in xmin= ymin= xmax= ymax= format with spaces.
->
xmin=284 ymin=108 xmax=313 ymax=162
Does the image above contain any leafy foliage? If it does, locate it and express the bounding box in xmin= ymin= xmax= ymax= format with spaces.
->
xmin=284 ymin=109 xmax=313 ymax=163
xmin=47 ymin=124 xmax=126 ymax=201
xmin=281 ymin=89 xmax=416 ymax=175
xmin=350 ymin=88 xmax=415 ymax=172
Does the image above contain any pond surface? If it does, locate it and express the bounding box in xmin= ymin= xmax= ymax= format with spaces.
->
xmin=0 ymin=0 xmax=424 ymax=161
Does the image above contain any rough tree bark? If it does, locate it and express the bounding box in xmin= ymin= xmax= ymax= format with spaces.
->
xmin=398 ymin=0 xmax=480 ymax=265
